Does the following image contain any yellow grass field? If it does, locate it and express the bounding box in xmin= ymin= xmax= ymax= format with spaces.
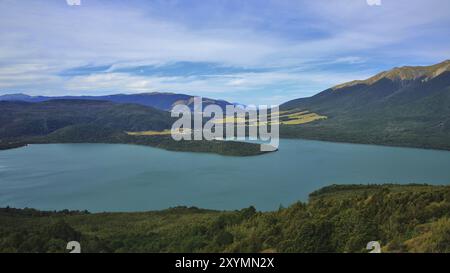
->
xmin=212 ymin=109 xmax=327 ymax=126
xmin=127 ymin=109 xmax=327 ymax=136
xmin=126 ymin=129 xmax=172 ymax=136
xmin=280 ymin=111 xmax=327 ymax=125
xmin=126 ymin=128 xmax=192 ymax=136
xmin=212 ymin=116 xmax=247 ymax=125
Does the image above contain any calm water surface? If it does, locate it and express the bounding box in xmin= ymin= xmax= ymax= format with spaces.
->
xmin=0 ymin=140 xmax=449 ymax=212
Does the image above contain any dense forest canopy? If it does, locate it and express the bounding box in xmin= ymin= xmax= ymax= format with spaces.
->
xmin=1 ymin=184 xmax=448 ymax=253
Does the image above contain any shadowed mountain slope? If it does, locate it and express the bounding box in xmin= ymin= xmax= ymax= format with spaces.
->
xmin=280 ymin=60 xmax=450 ymax=150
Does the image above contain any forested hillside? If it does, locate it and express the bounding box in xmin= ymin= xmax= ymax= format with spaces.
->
xmin=280 ymin=60 xmax=450 ymax=150
xmin=0 ymin=100 xmax=173 ymax=139
xmin=1 ymin=184 xmax=448 ymax=253
xmin=0 ymin=100 xmax=266 ymax=156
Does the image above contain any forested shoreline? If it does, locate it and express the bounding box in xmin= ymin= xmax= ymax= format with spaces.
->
xmin=1 ymin=184 xmax=449 ymax=253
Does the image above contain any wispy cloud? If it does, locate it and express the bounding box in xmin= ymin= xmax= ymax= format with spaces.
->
xmin=0 ymin=0 xmax=449 ymax=104
xmin=63 ymin=69 xmax=373 ymax=105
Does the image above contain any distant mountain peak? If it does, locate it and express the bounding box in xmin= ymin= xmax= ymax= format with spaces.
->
xmin=0 ymin=92 xmax=235 ymax=111
xmin=0 ymin=93 xmax=32 ymax=100
xmin=140 ymin=92 xmax=178 ymax=96
xmin=333 ymin=59 xmax=450 ymax=90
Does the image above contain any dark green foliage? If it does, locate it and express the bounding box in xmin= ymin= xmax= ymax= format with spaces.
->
xmin=214 ymin=231 xmax=234 ymax=246
xmin=123 ymin=136 xmax=270 ymax=156
xmin=0 ymin=100 xmax=267 ymax=156
xmin=0 ymin=100 xmax=173 ymax=139
xmin=280 ymin=70 xmax=450 ymax=150
xmin=0 ymin=141 xmax=27 ymax=150
xmin=1 ymin=184 xmax=448 ymax=253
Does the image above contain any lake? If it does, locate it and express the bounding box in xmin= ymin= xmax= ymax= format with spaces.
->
xmin=0 ymin=140 xmax=449 ymax=212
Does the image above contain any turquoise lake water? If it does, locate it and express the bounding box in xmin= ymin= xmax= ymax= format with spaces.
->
xmin=0 ymin=140 xmax=449 ymax=212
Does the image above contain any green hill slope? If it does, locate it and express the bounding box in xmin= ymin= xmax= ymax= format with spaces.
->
xmin=280 ymin=60 xmax=450 ymax=150
xmin=0 ymin=100 xmax=267 ymax=156
xmin=0 ymin=100 xmax=173 ymax=139
xmin=1 ymin=184 xmax=448 ymax=253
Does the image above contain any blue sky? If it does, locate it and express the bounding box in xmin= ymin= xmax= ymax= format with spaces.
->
xmin=0 ymin=0 xmax=449 ymax=105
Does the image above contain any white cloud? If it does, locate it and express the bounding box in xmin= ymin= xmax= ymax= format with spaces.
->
xmin=366 ymin=0 xmax=382 ymax=6
xmin=66 ymin=0 xmax=81 ymax=6
xmin=0 ymin=0 xmax=449 ymax=102
xmin=61 ymin=69 xmax=373 ymax=105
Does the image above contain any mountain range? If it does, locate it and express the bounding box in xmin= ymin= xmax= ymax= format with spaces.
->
xmin=1 ymin=60 xmax=450 ymax=151
xmin=0 ymin=92 xmax=234 ymax=111
xmin=280 ymin=60 xmax=450 ymax=150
